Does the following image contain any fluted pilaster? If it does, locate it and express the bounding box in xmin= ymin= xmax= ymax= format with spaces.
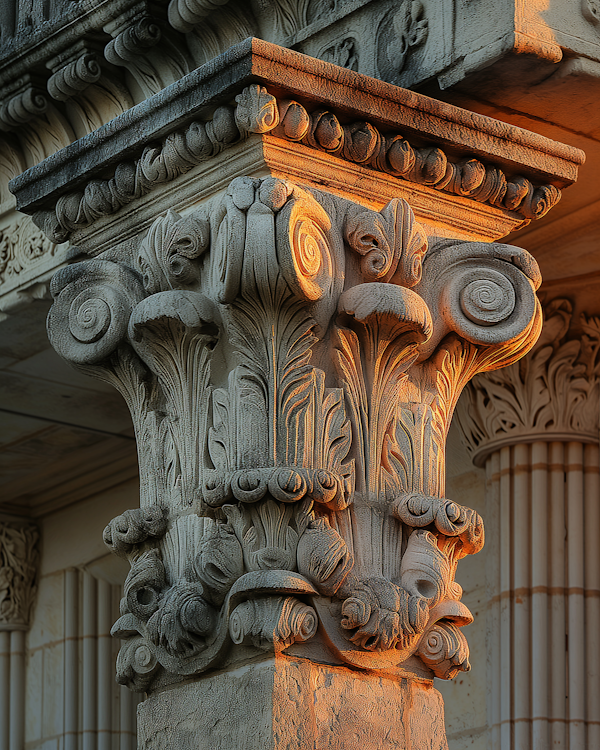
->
xmin=457 ymin=298 xmax=600 ymax=749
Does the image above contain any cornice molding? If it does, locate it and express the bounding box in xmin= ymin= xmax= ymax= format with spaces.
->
xmin=10 ymin=39 xmax=583 ymax=222
xmin=29 ymin=84 xmax=564 ymax=244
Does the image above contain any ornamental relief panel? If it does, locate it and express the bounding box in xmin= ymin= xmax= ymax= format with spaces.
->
xmin=0 ymin=214 xmax=62 ymax=300
xmin=47 ymin=168 xmax=542 ymax=690
xmin=0 ymin=522 xmax=39 ymax=629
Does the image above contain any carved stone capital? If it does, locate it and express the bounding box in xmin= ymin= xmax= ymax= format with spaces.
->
xmin=0 ymin=521 xmax=39 ymax=630
xmin=456 ymin=297 xmax=600 ymax=465
xmin=45 ymin=173 xmax=542 ymax=690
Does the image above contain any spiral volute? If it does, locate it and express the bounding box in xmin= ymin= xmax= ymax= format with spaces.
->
xmin=48 ymin=259 xmax=145 ymax=365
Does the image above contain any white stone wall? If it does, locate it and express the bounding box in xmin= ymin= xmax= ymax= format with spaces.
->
xmin=24 ymin=479 xmax=141 ymax=750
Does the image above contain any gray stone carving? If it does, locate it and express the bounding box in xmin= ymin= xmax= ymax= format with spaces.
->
xmin=457 ymin=297 xmax=600 ymax=463
xmin=0 ymin=522 xmax=39 ymax=629
xmin=46 ymin=172 xmax=542 ymax=691
xmin=32 ymin=84 xmax=563 ymax=244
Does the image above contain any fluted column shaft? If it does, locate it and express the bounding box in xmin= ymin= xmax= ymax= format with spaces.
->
xmin=484 ymin=440 xmax=599 ymax=748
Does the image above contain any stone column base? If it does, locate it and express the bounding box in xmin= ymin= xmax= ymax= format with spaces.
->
xmin=137 ymin=656 xmax=448 ymax=750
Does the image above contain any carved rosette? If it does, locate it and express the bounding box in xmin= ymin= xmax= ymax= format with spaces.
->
xmin=456 ymin=297 xmax=600 ymax=464
xmin=0 ymin=522 xmax=39 ymax=630
xmin=47 ymin=173 xmax=542 ymax=690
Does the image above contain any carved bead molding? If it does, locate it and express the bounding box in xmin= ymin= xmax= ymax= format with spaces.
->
xmin=47 ymin=176 xmax=541 ymax=690
xmin=32 ymin=84 xmax=562 ymax=245
xmin=456 ymin=298 xmax=600 ymax=465
xmin=0 ymin=522 xmax=39 ymax=630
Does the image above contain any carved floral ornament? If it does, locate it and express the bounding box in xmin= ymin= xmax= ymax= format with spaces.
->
xmin=0 ymin=217 xmax=57 ymax=286
xmin=47 ymin=174 xmax=542 ymax=689
xmin=457 ymin=297 xmax=600 ymax=465
xmin=32 ymin=85 xmax=562 ymax=244
xmin=0 ymin=522 xmax=39 ymax=630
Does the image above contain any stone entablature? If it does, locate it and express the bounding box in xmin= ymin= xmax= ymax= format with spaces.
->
xmin=12 ymin=40 xmax=581 ymax=749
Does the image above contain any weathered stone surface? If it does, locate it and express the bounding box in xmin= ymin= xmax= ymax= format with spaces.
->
xmin=10 ymin=35 xmax=579 ymax=750
xmin=10 ymin=40 xmax=583 ymax=248
xmin=138 ymin=656 xmax=448 ymax=750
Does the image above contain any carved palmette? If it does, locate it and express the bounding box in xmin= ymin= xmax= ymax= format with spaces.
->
xmin=47 ymin=173 xmax=542 ymax=689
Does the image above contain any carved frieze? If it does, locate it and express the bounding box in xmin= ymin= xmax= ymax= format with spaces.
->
xmin=0 ymin=522 xmax=39 ymax=630
xmin=0 ymin=216 xmax=57 ymax=286
xmin=456 ymin=297 xmax=600 ymax=464
xmin=46 ymin=172 xmax=542 ymax=690
xmin=377 ymin=1 xmax=429 ymax=78
xmin=32 ymin=84 xmax=563 ymax=244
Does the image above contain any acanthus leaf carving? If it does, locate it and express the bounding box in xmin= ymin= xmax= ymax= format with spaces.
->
xmin=456 ymin=297 xmax=599 ymax=464
xmin=46 ymin=174 xmax=544 ymax=689
xmin=0 ymin=522 xmax=39 ymax=629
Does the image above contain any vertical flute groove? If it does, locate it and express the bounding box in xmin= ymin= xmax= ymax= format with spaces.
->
xmin=8 ymin=630 xmax=25 ymax=750
xmin=97 ymin=579 xmax=112 ymax=750
xmin=487 ymin=452 xmax=501 ymax=750
xmin=0 ymin=631 xmax=10 ymax=750
xmin=584 ymin=443 xmax=599 ymax=748
xmin=82 ymin=573 xmax=97 ymax=750
xmin=512 ymin=443 xmax=531 ymax=750
xmin=549 ymin=441 xmax=566 ymax=749
xmin=499 ymin=445 xmax=512 ymax=749
xmin=530 ymin=441 xmax=548 ymax=749
xmin=64 ymin=569 xmax=79 ymax=750
xmin=566 ymin=441 xmax=585 ymax=748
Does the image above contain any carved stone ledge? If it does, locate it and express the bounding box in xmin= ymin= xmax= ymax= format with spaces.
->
xmin=24 ymin=82 xmax=566 ymax=247
xmin=0 ymin=521 xmax=39 ymax=631
xmin=456 ymin=297 xmax=600 ymax=465
xmin=10 ymin=39 xmax=583 ymax=251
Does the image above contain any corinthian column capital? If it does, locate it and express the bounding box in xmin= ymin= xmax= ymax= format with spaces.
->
xmin=457 ymin=297 xmax=600 ymax=464
xmin=11 ymin=39 xmax=581 ymax=749
xmin=43 ymin=173 xmax=542 ymax=689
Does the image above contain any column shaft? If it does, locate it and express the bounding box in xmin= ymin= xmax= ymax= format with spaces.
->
xmin=9 ymin=630 xmax=25 ymax=750
xmin=0 ymin=631 xmax=9 ymax=750
xmin=549 ymin=441 xmax=566 ymax=749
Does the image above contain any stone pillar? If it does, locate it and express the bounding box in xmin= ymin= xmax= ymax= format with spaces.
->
xmin=10 ymin=39 xmax=582 ymax=750
xmin=0 ymin=521 xmax=39 ymax=750
xmin=45 ymin=176 xmax=542 ymax=750
xmin=456 ymin=298 xmax=600 ymax=750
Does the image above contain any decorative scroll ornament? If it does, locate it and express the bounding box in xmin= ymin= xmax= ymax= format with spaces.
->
xmin=456 ymin=297 xmax=600 ymax=464
xmin=378 ymin=1 xmax=429 ymax=77
xmin=46 ymin=174 xmax=542 ymax=690
xmin=0 ymin=523 xmax=39 ymax=630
